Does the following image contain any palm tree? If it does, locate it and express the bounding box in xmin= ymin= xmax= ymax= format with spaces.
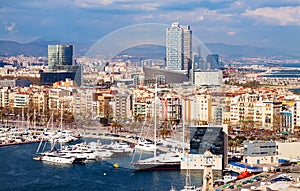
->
xmin=160 ymin=128 xmax=171 ymax=139
xmin=111 ymin=121 xmax=122 ymax=133
xmin=228 ymin=136 xmax=234 ymax=152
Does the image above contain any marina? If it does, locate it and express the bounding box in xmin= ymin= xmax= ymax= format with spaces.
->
xmin=1 ymin=126 xmax=300 ymax=190
xmin=0 ymin=138 xmax=202 ymax=191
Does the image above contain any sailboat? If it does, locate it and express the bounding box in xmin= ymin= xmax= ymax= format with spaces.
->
xmin=134 ymin=118 xmax=156 ymax=152
xmin=48 ymin=105 xmax=78 ymax=144
xmin=132 ymin=82 xmax=181 ymax=171
xmin=33 ymin=137 xmax=77 ymax=164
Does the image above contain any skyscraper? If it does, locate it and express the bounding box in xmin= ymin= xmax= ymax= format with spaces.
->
xmin=48 ymin=45 xmax=73 ymax=71
xmin=166 ymin=22 xmax=192 ymax=72
xmin=40 ymin=44 xmax=82 ymax=86
xmin=206 ymin=54 xmax=219 ymax=69
xmin=181 ymin=25 xmax=192 ymax=72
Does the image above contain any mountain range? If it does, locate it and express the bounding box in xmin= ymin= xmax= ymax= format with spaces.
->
xmin=0 ymin=40 xmax=299 ymax=59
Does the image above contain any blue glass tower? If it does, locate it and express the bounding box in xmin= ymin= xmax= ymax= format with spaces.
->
xmin=41 ymin=44 xmax=82 ymax=86
xmin=48 ymin=45 xmax=73 ymax=71
xmin=166 ymin=22 xmax=192 ymax=72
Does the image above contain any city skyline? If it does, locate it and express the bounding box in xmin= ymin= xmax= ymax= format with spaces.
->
xmin=1 ymin=0 xmax=300 ymax=54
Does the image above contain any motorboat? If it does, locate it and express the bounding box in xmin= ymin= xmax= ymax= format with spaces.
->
xmin=214 ymin=174 xmax=237 ymax=185
xmin=237 ymin=170 xmax=253 ymax=179
xmin=180 ymin=185 xmax=201 ymax=191
xmin=134 ymin=139 xmax=156 ymax=152
xmin=41 ymin=152 xmax=75 ymax=164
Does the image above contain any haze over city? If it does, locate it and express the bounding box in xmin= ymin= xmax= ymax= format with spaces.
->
xmin=1 ymin=0 xmax=300 ymax=53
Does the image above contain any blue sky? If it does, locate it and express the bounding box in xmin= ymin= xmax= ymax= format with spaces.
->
xmin=1 ymin=0 xmax=300 ymax=52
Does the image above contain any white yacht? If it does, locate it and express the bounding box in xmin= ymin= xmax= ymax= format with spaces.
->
xmin=41 ymin=152 xmax=75 ymax=164
xmin=60 ymin=143 xmax=99 ymax=161
xmin=214 ymin=174 xmax=237 ymax=185
xmin=180 ymin=185 xmax=201 ymax=191
xmin=134 ymin=139 xmax=156 ymax=152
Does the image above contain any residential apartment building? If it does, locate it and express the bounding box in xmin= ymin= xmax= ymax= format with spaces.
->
xmin=262 ymin=100 xmax=282 ymax=131
xmin=95 ymin=93 xmax=113 ymax=118
xmin=0 ymin=87 xmax=11 ymax=108
xmin=72 ymin=88 xmax=96 ymax=118
xmin=13 ymin=92 xmax=29 ymax=108
xmin=113 ymin=90 xmax=131 ymax=120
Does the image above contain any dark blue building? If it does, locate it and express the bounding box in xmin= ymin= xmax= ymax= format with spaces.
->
xmin=190 ymin=126 xmax=228 ymax=169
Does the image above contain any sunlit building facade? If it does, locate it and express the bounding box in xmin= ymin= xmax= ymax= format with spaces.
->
xmin=166 ymin=22 xmax=192 ymax=72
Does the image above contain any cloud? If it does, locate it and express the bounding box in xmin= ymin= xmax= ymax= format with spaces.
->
xmin=5 ymin=23 xmax=16 ymax=31
xmin=196 ymin=16 xmax=204 ymax=22
xmin=227 ymin=31 xmax=236 ymax=36
xmin=243 ymin=6 xmax=300 ymax=26
xmin=75 ymin=0 xmax=114 ymax=8
xmin=74 ymin=0 xmax=160 ymax=11
xmin=136 ymin=15 xmax=153 ymax=21
xmin=158 ymin=8 xmax=234 ymax=24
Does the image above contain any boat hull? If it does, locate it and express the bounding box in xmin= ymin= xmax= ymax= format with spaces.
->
xmin=133 ymin=162 xmax=180 ymax=171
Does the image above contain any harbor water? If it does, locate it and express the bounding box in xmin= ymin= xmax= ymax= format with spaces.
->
xmin=0 ymin=139 xmax=205 ymax=191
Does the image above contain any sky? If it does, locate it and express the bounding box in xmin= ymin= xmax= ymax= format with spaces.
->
xmin=1 ymin=0 xmax=300 ymax=52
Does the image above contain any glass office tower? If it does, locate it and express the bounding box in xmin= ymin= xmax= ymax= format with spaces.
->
xmin=48 ymin=45 xmax=73 ymax=71
xmin=41 ymin=44 xmax=82 ymax=86
xmin=166 ymin=22 xmax=183 ymax=71
xmin=166 ymin=22 xmax=192 ymax=72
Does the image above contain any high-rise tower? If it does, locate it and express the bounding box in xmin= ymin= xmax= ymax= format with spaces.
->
xmin=41 ymin=44 xmax=82 ymax=86
xmin=166 ymin=22 xmax=192 ymax=72
xmin=48 ymin=45 xmax=73 ymax=72
xmin=182 ymin=25 xmax=192 ymax=72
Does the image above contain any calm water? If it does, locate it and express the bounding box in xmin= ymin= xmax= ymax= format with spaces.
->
xmin=0 ymin=139 xmax=204 ymax=191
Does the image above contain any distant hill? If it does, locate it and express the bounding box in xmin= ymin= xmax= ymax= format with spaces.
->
xmin=0 ymin=40 xmax=90 ymax=57
xmin=0 ymin=41 xmax=48 ymax=57
xmin=117 ymin=43 xmax=300 ymax=59
xmin=0 ymin=40 xmax=299 ymax=59
xmin=117 ymin=44 xmax=165 ymax=59
xmin=206 ymin=43 xmax=300 ymax=58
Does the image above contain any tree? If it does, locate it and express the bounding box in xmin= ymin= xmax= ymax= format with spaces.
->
xmin=111 ymin=121 xmax=122 ymax=133
xmin=160 ymin=128 xmax=171 ymax=139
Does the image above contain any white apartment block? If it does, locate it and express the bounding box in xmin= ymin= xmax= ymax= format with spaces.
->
xmin=113 ymin=90 xmax=131 ymax=120
xmin=230 ymin=96 xmax=239 ymax=125
xmin=190 ymin=93 xmax=211 ymax=123
xmin=0 ymin=87 xmax=11 ymax=108
xmin=294 ymin=99 xmax=300 ymax=129
xmin=13 ymin=93 xmax=29 ymax=108
xmin=72 ymin=88 xmax=96 ymax=118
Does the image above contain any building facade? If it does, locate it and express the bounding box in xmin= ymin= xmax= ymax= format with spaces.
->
xmin=192 ymin=69 xmax=223 ymax=86
xmin=41 ymin=45 xmax=82 ymax=86
xmin=189 ymin=126 xmax=228 ymax=169
xmin=48 ymin=45 xmax=73 ymax=71
xmin=243 ymin=141 xmax=277 ymax=165
xmin=166 ymin=22 xmax=192 ymax=72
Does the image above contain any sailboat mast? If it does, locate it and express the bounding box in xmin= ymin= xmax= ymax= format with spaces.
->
xmin=21 ymin=107 xmax=24 ymax=128
xmin=60 ymin=103 xmax=63 ymax=131
xmin=51 ymin=112 xmax=54 ymax=131
xmin=154 ymin=80 xmax=157 ymax=160
xmin=34 ymin=109 xmax=36 ymax=130
xmin=185 ymin=153 xmax=191 ymax=187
